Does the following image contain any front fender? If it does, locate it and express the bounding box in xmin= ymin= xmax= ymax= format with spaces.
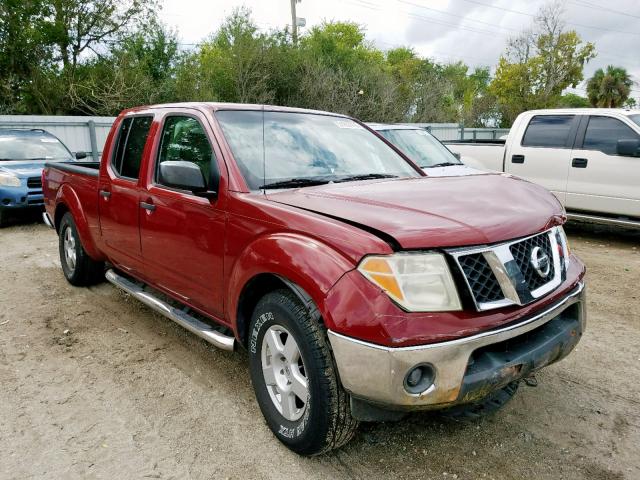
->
xmin=226 ymin=232 xmax=356 ymax=331
xmin=55 ymin=184 xmax=103 ymax=260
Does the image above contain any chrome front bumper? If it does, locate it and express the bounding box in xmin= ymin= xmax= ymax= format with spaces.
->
xmin=328 ymin=282 xmax=586 ymax=409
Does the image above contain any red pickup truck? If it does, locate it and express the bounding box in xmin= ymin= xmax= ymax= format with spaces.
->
xmin=43 ymin=103 xmax=586 ymax=455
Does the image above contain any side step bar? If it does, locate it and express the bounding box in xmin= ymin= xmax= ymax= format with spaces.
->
xmin=105 ymin=269 xmax=235 ymax=351
xmin=567 ymin=212 xmax=640 ymax=229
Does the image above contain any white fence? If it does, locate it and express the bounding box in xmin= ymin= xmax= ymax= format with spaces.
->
xmin=0 ymin=116 xmax=509 ymax=158
xmin=0 ymin=115 xmax=116 ymax=160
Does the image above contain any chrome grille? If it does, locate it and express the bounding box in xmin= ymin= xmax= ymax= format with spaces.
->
xmin=457 ymin=253 xmax=503 ymax=304
xmin=449 ymin=228 xmax=566 ymax=311
xmin=510 ymin=234 xmax=555 ymax=291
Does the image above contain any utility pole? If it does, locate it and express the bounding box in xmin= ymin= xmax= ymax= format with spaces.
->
xmin=290 ymin=0 xmax=298 ymax=44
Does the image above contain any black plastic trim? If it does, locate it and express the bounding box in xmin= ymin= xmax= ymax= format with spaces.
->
xmin=45 ymin=161 xmax=100 ymax=177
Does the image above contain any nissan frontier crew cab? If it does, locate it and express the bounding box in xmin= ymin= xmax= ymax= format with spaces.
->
xmin=43 ymin=103 xmax=586 ymax=456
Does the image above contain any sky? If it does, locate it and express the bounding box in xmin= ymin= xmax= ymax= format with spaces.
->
xmin=160 ymin=0 xmax=640 ymax=101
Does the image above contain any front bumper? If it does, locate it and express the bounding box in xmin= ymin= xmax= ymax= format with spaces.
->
xmin=328 ymin=281 xmax=585 ymax=409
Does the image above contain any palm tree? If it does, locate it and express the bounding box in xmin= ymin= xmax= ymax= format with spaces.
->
xmin=586 ymin=66 xmax=634 ymax=108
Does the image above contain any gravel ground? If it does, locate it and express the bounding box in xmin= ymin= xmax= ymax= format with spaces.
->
xmin=0 ymin=221 xmax=639 ymax=480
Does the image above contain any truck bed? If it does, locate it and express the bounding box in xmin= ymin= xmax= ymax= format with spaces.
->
xmin=43 ymin=161 xmax=101 ymax=240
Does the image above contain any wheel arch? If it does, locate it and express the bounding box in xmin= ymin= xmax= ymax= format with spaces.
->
xmin=229 ymin=233 xmax=355 ymax=347
xmin=53 ymin=185 xmax=103 ymax=260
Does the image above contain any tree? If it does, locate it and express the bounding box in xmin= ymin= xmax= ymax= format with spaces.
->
xmin=47 ymin=0 xmax=155 ymax=74
xmin=0 ymin=0 xmax=52 ymax=113
xmin=489 ymin=2 xmax=595 ymax=126
xmin=558 ymin=93 xmax=590 ymax=108
xmin=586 ymin=66 xmax=634 ymax=108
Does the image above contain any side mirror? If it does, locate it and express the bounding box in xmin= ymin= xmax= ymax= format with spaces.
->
xmin=75 ymin=151 xmax=88 ymax=160
xmin=616 ymin=139 xmax=640 ymax=157
xmin=452 ymin=152 xmax=461 ymax=160
xmin=160 ymin=161 xmax=207 ymax=192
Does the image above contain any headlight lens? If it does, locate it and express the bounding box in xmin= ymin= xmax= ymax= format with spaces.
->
xmin=357 ymin=253 xmax=462 ymax=312
xmin=555 ymin=225 xmax=570 ymax=272
xmin=0 ymin=172 xmax=21 ymax=187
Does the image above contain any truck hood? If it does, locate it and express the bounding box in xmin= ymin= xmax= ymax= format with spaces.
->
xmin=267 ymin=174 xmax=564 ymax=249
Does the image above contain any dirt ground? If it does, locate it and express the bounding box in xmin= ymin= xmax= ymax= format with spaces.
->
xmin=0 ymin=221 xmax=638 ymax=480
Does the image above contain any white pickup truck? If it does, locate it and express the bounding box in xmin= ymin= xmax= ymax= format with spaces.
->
xmin=446 ymin=109 xmax=640 ymax=228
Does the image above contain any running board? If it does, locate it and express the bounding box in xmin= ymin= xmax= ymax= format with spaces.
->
xmin=567 ymin=212 xmax=640 ymax=229
xmin=105 ymin=269 xmax=235 ymax=351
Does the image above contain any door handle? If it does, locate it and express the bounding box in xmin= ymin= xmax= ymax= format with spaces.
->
xmin=140 ymin=201 xmax=156 ymax=211
xmin=572 ymin=158 xmax=588 ymax=168
xmin=99 ymin=190 xmax=111 ymax=198
xmin=512 ymin=154 xmax=525 ymax=164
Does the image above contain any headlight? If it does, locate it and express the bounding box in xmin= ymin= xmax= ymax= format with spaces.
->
xmin=555 ymin=226 xmax=570 ymax=272
xmin=0 ymin=172 xmax=21 ymax=187
xmin=357 ymin=253 xmax=462 ymax=312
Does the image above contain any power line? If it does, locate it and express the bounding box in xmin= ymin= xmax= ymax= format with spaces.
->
xmin=569 ymin=0 xmax=640 ymax=20
xmin=344 ymin=0 xmax=507 ymax=39
xmin=455 ymin=0 xmax=640 ymax=37
xmin=398 ymin=0 xmax=520 ymax=33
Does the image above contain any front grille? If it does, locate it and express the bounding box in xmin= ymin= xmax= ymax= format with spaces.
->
xmin=449 ymin=228 xmax=563 ymax=311
xmin=510 ymin=233 xmax=555 ymax=291
xmin=27 ymin=177 xmax=42 ymax=189
xmin=458 ymin=253 xmax=503 ymax=304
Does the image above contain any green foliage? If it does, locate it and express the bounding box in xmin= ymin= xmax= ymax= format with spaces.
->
xmin=586 ymin=66 xmax=634 ymax=108
xmin=0 ymin=3 xmax=604 ymax=126
xmin=558 ymin=93 xmax=590 ymax=108
xmin=489 ymin=4 xmax=595 ymax=126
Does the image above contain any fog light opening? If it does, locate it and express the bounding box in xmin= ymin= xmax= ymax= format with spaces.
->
xmin=404 ymin=363 xmax=435 ymax=395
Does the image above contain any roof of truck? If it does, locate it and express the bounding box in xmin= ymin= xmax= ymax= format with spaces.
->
xmin=523 ymin=108 xmax=640 ymax=117
xmin=124 ymin=102 xmax=350 ymax=118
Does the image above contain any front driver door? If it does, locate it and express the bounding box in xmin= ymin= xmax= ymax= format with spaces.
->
xmin=139 ymin=112 xmax=226 ymax=319
xmin=567 ymin=115 xmax=640 ymax=217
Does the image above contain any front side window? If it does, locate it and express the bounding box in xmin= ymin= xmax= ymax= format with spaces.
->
xmin=629 ymin=114 xmax=640 ymax=128
xmin=156 ymin=116 xmax=217 ymax=190
xmin=377 ymin=128 xmax=461 ymax=168
xmin=583 ymin=116 xmax=640 ymax=155
xmin=111 ymin=116 xmax=153 ymax=179
xmin=521 ymin=115 xmax=575 ymax=148
xmin=216 ymin=110 xmax=420 ymax=190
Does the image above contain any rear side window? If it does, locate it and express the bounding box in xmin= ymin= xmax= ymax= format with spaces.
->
xmin=583 ymin=116 xmax=640 ymax=155
xmin=521 ymin=115 xmax=575 ymax=148
xmin=156 ymin=116 xmax=218 ymax=190
xmin=111 ymin=116 xmax=153 ymax=179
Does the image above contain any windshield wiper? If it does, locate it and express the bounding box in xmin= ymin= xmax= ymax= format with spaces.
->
xmin=335 ymin=173 xmax=398 ymax=183
xmin=424 ymin=162 xmax=461 ymax=168
xmin=260 ymin=178 xmax=331 ymax=189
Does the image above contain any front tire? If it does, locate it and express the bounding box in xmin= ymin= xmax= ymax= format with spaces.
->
xmin=58 ymin=212 xmax=104 ymax=286
xmin=248 ymin=289 xmax=358 ymax=455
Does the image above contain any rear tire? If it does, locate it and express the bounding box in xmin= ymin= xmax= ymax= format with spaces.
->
xmin=0 ymin=208 xmax=7 ymax=228
xmin=58 ymin=212 xmax=104 ymax=286
xmin=248 ymin=289 xmax=358 ymax=455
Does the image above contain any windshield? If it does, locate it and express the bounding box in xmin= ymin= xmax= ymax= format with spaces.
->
xmin=629 ymin=114 xmax=640 ymax=128
xmin=377 ymin=128 xmax=461 ymax=168
xmin=215 ymin=110 xmax=420 ymax=190
xmin=0 ymin=134 xmax=72 ymax=161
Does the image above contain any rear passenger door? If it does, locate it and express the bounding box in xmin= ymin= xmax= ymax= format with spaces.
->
xmin=506 ymin=114 xmax=579 ymax=205
xmin=98 ymin=115 xmax=153 ymax=275
xmin=566 ymin=115 xmax=640 ymax=217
